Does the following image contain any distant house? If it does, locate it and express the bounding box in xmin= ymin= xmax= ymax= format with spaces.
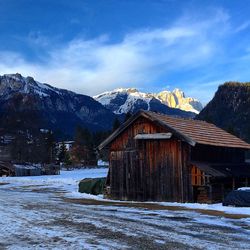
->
xmin=98 ymin=110 xmax=250 ymax=203
xmin=0 ymin=162 xmax=60 ymax=177
xmin=57 ymin=141 xmax=74 ymax=151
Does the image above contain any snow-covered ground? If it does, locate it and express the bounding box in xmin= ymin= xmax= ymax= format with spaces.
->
xmin=0 ymin=168 xmax=108 ymax=199
xmin=0 ymin=169 xmax=250 ymax=249
xmin=3 ymin=168 xmax=249 ymax=216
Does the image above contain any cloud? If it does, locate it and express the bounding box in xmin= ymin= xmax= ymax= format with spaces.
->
xmin=235 ymin=21 xmax=250 ymax=33
xmin=0 ymin=8 xmax=241 ymax=98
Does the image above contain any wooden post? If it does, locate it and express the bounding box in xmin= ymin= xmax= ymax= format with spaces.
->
xmin=221 ymin=183 xmax=224 ymax=201
xmin=209 ymin=185 xmax=212 ymax=203
xmin=179 ymin=141 xmax=184 ymax=202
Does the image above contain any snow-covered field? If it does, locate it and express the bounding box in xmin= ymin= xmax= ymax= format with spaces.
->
xmin=2 ymin=168 xmax=249 ymax=216
xmin=0 ymin=168 xmax=108 ymax=199
xmin=0 ymin=169 xmax=250 ymax=249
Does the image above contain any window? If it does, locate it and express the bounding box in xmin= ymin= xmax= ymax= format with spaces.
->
xmin=191 ymin=166 xmax=205 ymax=186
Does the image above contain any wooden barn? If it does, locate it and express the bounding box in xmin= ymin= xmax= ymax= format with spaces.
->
xmin=98 ymin=110 xmax=250 ymax=203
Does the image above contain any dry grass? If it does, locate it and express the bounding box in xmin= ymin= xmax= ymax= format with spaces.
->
xmin=0 ymin=182 xmax=9 ymax=185
xmin=65 ymin=198 xmax=250 ymax=219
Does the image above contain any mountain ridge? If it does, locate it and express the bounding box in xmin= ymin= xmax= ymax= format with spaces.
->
xmin=94 ymin=87 xmax=203 ymax=115
xmin=0 ymin=73 xmax=202 ymax=139
xmin=0 ymin=73 xmax=116 ymax=139
xmin=197 ymin=82 xmax=250 ymax=143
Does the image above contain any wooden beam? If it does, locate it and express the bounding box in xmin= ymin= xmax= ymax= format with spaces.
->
xmin=134 ymin=133 xmax=172 ymax=140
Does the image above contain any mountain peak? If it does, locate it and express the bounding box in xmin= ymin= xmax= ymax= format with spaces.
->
xmin=172 ymin=88 xmax=185 ymax=97
xmin=111 ymin=88 xmax=139 ymax=94
xmin=0 ymin=73 xmax=62 ymax=99
xmin=4 ymin=73 xmax=23 ymax=78
xmin=94 ymin=87 xmax=203 ymax=114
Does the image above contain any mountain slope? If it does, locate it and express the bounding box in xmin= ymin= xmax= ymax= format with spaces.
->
xmin=197 ymin=82 xmax=250 ymax=143
xmin=0 ymin=73 xmax=116 ymax=138
xmin=94 ymin=88 xmax=202 ymax=117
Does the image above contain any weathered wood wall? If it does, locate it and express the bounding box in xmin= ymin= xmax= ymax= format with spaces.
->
xmin=108 ymin=117 xmax=192 ymax=202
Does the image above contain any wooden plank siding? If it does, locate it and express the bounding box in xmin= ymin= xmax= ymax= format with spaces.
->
xmin=100 ymin=111 xmax=250 ymax=203
xmin=108 ymin=117 xmax=192 ymax=202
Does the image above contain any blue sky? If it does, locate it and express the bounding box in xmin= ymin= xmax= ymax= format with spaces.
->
xmin=1 ymin=0 xmax=250 ymax=103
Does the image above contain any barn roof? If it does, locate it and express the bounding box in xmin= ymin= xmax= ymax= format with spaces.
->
xmin=191 ymin=161 xmax=250 ymax=177
xmin=98 ymin=110 xmax=250 ymax=150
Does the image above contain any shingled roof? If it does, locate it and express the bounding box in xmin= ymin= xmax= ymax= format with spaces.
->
xmin=98 ymin=110 xmax=250 ymax=150
xmin=190 ymin=161 xmax=250 ymax=177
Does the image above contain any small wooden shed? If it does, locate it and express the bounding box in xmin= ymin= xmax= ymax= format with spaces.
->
xmin=98 ymin=110 xmax=250 ymax=203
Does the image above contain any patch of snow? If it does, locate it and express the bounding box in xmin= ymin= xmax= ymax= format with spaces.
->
xmin=155 ymin=201 xmax=250 ymax=216
xmin=97 ymin=160 xmax=109 ymax=166
xmin=14 ymin=164 xmax=39 ymax=170
xmin=238 ymin=187 xmax=250 ymax=191
xmin=0 ymin=168 xmax=108 ymax=198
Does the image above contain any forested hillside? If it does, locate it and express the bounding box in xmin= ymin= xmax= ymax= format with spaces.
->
xmin=197 ymin=82 xmax=250 ymax=143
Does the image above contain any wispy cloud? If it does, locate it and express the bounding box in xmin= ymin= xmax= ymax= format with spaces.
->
xmin=0 ymin=8 xmax=247 ymax=100
xmin=235 ymin=21 xmax=250 ymax=33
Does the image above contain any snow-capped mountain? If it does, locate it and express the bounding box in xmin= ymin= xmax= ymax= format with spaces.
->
xmin=0 ymin=74 xmax=202 ymax=138
xmin=0 ymin=73 xmax=116 ymax=138
xmin=94 ymin=88 xmax=203 ymax=115
xmin=156 ymin=89 xmax=203 ymax=114
xmin=0 ymin=73 xmax=61 ymax=99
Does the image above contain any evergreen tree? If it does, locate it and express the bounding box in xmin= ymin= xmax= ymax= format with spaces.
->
xmin=124 ymin=112 xmax=132 ymax=122
xmin=226 ymin=125 xmax=238 ymax=136
xmin=112 ymin=117 xmax=121 ymax=131
xmin=58 ymin=142 xmax=67 ymax=162
xmin=71 ymin=126 xmax=97 ymax=165
xmin=40 ymin=131 xmax=56 ymax=163
xmin=64 ymin=151 xmax=72 ymax=166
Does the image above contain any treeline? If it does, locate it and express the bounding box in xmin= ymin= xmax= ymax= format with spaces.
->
xmin=2 ymin=108 xmax=132 ymax=165
xmin=0 ymin=109 xmax=56 ymax=163
xmin=57 ymin=127 xmax=111 ymax=165
xmin=58 ymin=113 xmax=132 ymax=165
xmin=10 ymin=130 xmax=56 ymax=163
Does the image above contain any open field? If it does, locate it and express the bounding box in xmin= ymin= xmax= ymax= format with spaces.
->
xmin=0 ymin=169 xmax=250 ymax=249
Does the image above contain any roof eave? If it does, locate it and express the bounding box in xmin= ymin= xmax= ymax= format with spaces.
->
xmin=196 ymin=141 xmax=250 ymax=150
xmin=98 ymin=110 xmax=196 ymax=150
xmin=98 ymin=110 xmax=145 ymax=150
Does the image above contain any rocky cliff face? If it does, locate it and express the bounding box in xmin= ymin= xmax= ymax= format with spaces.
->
xmin=156 ymin=89 xmax=203 ymax=114
xmin=197 ymin=82 xmax=250 ymax=143
xmin=0 ymin=73 xmax=116 ymax=138
xmin=94 ymin=88 xmax=202 ymax=116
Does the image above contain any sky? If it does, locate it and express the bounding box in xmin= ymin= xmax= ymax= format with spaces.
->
xmin=1 ymin=0 xmax=250 ymax=103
